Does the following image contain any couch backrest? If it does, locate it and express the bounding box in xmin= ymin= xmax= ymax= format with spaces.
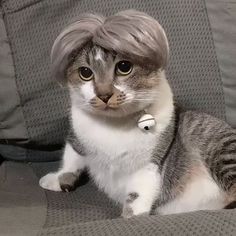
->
xmin=0 ymin=0 xmax=235 ymax=161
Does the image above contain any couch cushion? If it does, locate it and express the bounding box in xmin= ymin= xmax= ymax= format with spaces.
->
xmin=1 ymin=161 xmax=236 ymax=235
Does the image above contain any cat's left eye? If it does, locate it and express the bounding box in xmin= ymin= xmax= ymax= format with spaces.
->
xmin=115 ymin=61 xmax=133 ymax=76
xmin=78 ymin=67 xmax=94 ymax=81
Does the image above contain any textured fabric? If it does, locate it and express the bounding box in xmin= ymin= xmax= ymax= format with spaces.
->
xmin=38 ymin=210 xmax=236 ymax=236
xmin=1 ymin=161 xmax=236 ymax=235
xmin=0 ymin=162 xmax=47 ymax=236
xmin=0 ymin=9 xmax=28 ymax=142
xmin=1 ymin=0 xmax=226 ymax=149
xmin=206 ymin=0 xmax=236 ymax=128
xmin=0 ymin=143 xmax=62 ymax=161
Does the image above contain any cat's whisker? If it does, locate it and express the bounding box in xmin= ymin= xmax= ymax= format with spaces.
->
xmin=135 ymin=91 xmax=159 ymax=94
xmin=127 ymin=99 xmax=156 ymax=102
xmin=135 ymin=95 xmax=159 ymax=98
xmin=133 ymin=98 xmax=157 ymax=100
xmin=76 ymin=103 xmax=91 ymax=109
xmin=120 ymin=105 xmax=129 ymax=114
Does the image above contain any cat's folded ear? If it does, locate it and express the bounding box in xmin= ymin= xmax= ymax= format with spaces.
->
xmin=51 ymin=13 xmax=105 ymax=83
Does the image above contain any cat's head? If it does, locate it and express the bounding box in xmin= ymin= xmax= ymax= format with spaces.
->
xmin=51 ymin=10 xmax=169 ymax=117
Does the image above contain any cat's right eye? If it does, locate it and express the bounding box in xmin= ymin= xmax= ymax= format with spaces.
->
xmin=78 ymin=67 xmax=94 ymax=81
xmin=115 ymin=61 xmax=133 ymax=76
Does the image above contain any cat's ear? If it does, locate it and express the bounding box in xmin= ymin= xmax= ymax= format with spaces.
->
xmin=51 ymin=13 xmax=105 ymax=84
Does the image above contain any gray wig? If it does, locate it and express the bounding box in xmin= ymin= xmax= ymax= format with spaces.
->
xmin=51 ymin=10 xmax=169 ymax=81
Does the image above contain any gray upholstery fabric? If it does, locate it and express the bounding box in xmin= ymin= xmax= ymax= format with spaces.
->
xmin=0 ymin=143 xmax=62 ymax=161
xmin=206 ymin=0 xmax=236 ymax=128
xmin=0 ymin=162 xmax=47 ymax=236
xmin=0 ymin=9 xmax=28 ymax=142
xmin=1 ymin=161 xmax=236 ymax=236
xmin=38 ymin=210 xmax=236 ymax=236
xmin=1 ymin=0 xmax=226 ymax=148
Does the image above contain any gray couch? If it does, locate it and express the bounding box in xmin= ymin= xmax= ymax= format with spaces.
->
xmin=1 ymin=0 xmax=236 ymax=235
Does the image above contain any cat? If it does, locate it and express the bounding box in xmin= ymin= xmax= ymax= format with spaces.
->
xmin=39 ymin=10 xmax=236 ymax=217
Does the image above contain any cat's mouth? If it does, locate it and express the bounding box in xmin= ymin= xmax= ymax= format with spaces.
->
xmin=90 ymin=89 xmax=126 ymax=111
xmin=90 ymin=97 xmax=123 ymax=110
xmin=88 ymin=88 xmax=153 ymax=117
xmin=88 ymin=96 xmax=151 ymax=118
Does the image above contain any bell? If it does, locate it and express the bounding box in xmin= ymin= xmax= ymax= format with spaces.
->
xmin=138 ymin=114 xmax=156 ymax=130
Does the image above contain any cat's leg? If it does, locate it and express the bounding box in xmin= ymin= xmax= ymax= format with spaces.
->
xmin=122 ymin=163 xmax=161 ymax=218
xmin=39 ymin=143 xmax=85 ymax=192
xmin=206 ymin=134 xmax=236 ymax=208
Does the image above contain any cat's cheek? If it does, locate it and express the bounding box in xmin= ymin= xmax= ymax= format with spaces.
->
xmin=80 ymin=81 xmax=96 ymax=101
xmin=112 ymin=84 xmax=133 ymax=107
xmin=114 ymin=84 xmax=126 ymax=92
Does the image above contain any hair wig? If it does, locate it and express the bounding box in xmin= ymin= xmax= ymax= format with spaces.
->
xmin=51 ymin=10 xmax=169 ymax=81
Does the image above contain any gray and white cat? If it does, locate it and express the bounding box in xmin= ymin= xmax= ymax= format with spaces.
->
xmin=39 ymin=10 xmax=236 ymax=217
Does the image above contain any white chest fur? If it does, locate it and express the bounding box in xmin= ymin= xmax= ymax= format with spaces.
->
xmin=72 ymin=108 xmax=158 ymax=201
xmin=70 ymin=78 xmax=174 ymax=202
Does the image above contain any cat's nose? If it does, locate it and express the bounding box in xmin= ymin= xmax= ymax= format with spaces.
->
xmin=97 ymin=94 xmax=113 ymax=103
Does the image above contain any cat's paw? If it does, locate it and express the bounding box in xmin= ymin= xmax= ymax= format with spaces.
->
xmin=58 ymin=172 xmax=78 ymax=192
xmin=121 ymin=192 xmax=150 ymax=218
xmin=121 ymin=205 xmax=149 ymax=218
xmin=39 ymin=173 xmax=62 ymax=191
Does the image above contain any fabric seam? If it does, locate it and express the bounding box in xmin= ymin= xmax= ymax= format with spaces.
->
xmin=1 ymin=0 xmax=45 ymax=14
xmin=203 ymin=0 xmax=227 ymax=120
xmin=1 ymin=7 xmax=30 ymax=143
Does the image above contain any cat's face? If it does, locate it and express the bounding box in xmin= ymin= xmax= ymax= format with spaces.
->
xmin=67 ymin=45 xmax=162 ymax=117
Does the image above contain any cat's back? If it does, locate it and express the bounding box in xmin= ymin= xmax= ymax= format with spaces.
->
xmin=179 ymin=110 xmax=234 ymax=135
xmin=178 ymin=110 xmax=236 ymax=155
xmin=158 ymin=110 xmax=236 ymax=213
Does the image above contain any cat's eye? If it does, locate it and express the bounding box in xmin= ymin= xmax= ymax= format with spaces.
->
xmin=78 ymin=67 xmax=94 ymax=81
xmin=116 ymin=61 xmax=133 ymax=76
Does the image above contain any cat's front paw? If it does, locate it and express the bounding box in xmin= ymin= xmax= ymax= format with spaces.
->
xmin=39 ymin=173 xmax=62 ymax=191
xmin=58 ymin=172 xmax=78 ymax=192
xmin=121 ymin=192 xmax=150 ymax=218
xmin=121 ymin=205 xmax=149 ymax=218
